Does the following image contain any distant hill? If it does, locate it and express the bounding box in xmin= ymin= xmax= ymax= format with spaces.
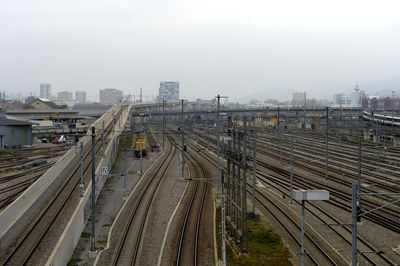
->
xmin=233 ymin=88 xmax=294 ymax=104
xmin=232 ymin=78 xmax=400 ymax=104
xmin=360 ymin=78 xmax=400 ymax=96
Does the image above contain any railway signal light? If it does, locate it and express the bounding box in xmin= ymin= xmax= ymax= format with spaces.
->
xmin=357 ymin=204 xmax=362 ymax=223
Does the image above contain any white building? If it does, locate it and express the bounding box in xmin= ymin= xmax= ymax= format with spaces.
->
xmin=57 ymin=91 xmax=73 ymax=101
xmin=75 ymin=91 xmax=87 ymax=103
xmin=292 ymin=92 xmax=306 ymax=107
xmin=159 ymin=81 xmax=179 ymax=101
xmin=99 ymin=88 xmax=123 ymax=105
xmin=333 ymin=93 xmax=352 ymax=106
xmin=40 ymin=83 xmax=52 ymax=99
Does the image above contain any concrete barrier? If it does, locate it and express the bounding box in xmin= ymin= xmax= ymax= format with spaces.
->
xmin=46 ymin=104 xmax=132 ymax=266
xmin=0 ymin=104 xmax=121 ymax=252
xmin=0 ymin=138 xmax=85 ymax=250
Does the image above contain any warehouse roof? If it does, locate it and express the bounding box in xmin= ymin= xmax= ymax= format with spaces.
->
xmin=0 ymin=117 xmax=33 ymax=126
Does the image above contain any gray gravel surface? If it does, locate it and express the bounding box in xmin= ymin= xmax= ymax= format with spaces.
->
xmin=69 ymin=146 xmax=159 ymax=265
xmin=255 ymin=153 xmax=400 ymax=265
xmin=138 ymin=154 xmax=188 ymax=266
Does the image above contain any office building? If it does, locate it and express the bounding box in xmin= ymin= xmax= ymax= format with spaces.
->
xmin=292 ymin=92 xmax=306 ymax=107
xmin=333 ymin=93 xmax=352 ymax=106
xmin=75 ymin=91 xmax=87 ymax=103
xmin=100 ymin=88 xmax=123 ymax=105
xmin=159 ymin=81 xmax=179 ymax=101
xmin=57 ymin=91 xmax=73 ymax=101
xmin=40 ymin=83 xmax=52 ymax=99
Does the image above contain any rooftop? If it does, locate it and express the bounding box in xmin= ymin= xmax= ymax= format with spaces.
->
xmin=0 ymin=117 xmax=33 ymax=126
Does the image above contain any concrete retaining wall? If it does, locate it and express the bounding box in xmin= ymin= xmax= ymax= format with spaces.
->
xmin=46 ymin=104 xmax=132 ymax=266
xmin=0 ymin=104 xmax=121 ymax=252
xmin=0 ymin=137 xmax=85 ymax=250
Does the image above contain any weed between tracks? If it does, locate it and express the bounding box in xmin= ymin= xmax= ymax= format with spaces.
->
xmin=216 ymin=207 xmax=292 ymax=265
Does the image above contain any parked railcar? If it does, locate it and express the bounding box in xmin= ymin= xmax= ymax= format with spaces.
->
xmin=134 ymin=136 xmax=147 ymax=158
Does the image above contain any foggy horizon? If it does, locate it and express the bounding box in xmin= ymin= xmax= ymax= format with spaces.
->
xmin=1 ymin=0 xmax=399 ymax=102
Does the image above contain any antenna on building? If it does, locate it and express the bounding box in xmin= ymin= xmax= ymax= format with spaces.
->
xmin=140 ymin=88 xmax=143 ymax=102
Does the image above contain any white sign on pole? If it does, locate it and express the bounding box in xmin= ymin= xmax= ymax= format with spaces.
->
xmin=101 ymin=167 xmax=109 ymax=176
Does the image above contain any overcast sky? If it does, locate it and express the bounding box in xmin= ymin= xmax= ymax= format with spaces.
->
xmin=1 ymin=0 xmax=399 ymax=101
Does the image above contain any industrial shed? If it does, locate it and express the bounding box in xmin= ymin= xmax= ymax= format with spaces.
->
xmin=0 ymin=116 xmax=33 ymax=149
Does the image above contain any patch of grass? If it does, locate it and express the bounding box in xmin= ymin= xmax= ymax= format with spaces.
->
xmin=97 ymin=239 xmax=108 ymax=246
xmin=217 ymin=207 xmax=292 ymax=266
xmin=81 ymin=231 xmax=91 ymax=239
xmin=67 ymin=257 xmax=81 ymax=266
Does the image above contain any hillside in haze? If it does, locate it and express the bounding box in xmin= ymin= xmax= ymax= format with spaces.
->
xmin=234 ymin=77 xmax=400 ymax=104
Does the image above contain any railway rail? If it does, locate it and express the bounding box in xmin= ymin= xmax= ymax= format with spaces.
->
xmin=175 ymin=144 xmax=208 ymax=266
xmin=0 ymin=106 xmax=125 ymax=265
xmin=110 ymin=136 xmax=177 ymax=265
xmin=193 ymin=126 xmax=400 ymax=234
xmin=180 ymin=125 xmax=399 ymax=265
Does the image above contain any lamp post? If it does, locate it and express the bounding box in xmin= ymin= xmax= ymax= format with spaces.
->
xmin=292 ymin=190 xmax=330 ymax=266
xmin=216 ymin=94 xmax=226 ymax=265
xmin=392 ymin=91 xmax=395 ymax=127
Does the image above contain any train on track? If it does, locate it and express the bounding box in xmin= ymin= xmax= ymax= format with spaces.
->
xmin=362 ymin=110 xmax=400 ymax=127
xmin=134 ymin=136 xmax=147 ymax=158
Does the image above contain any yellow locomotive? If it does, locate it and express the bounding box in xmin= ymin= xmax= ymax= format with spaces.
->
xmin=134 ymin=136 xmax=147 ymax=158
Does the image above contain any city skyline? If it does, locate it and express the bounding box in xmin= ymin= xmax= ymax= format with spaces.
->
xmin=1 ymin=1 xmax=399 ymax=102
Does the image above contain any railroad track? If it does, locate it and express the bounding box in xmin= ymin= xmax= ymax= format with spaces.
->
xmin=183 ymin=126 xmax=398 ymax=265
xmin=175 ymin=146 xmax=208 ymax=266
xmin=251 ymin=163 xmax=396 ymax=265
xmin=185 ymin=137 xmax=336 ymax=265
xmin=0 ymin=164 xmax=52 ymax=210
xmin=0 ymin=106 xmax=124 ymax=265
xmin=111 ymin=136 xmax=177 ymax=265
xmin=194 ymin=126 xmax=400 ymax=233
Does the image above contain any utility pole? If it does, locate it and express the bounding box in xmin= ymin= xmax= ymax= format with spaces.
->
xmin=124 ymin=129 xmax=127 ymax=194
xmin=352 ymin=183 xmax=358 ymax=266
xmin=325 ymin=107 xmax=329 ymax=178
xmin=206 ymin=112 xmax=209 ymax=150
xmin=227 ymin=115 xmax=232 ymax=219
xmin=252 ymin=115 xmax=257 ymax=214
xmin=216 ymin=94 xmax=226 ymax=265
xmin=91 ymin=126 xmax=96 ymax=252
xmin=392 ymin=91 xmax=395 ymax=127
xmin=241 ymin=116 xmax=248 ymax=251
xmin=289 ymin=135 xmax=294 ymax=205
xmin=140 ymin=135 xmax=143 ymax=175
xmin=300 ymin=199 xmax=305 ymax=266
xmin=80 ymin=142 xmax=84 ymax=197
xmin=162 ymin=99 xmax=166 ymax=149
xmin=277 ymin=107 xmax=282 ymax=163
xmin=102 ymin=120 xmax=105 ymax=148
xmin=181 ymin=99 xmax=185 ymax=179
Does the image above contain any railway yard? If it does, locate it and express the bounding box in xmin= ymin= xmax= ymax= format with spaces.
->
xmin=0 ymin=104 xmax=399 ymax=266
xmin=0 ymin=145 xmax=68 ymax=210
xmin=187 ymin=125 xmax=400 ymax=265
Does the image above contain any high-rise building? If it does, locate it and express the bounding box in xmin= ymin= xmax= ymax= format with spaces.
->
xmin=292 ymin=92 xmax=306 ymax=107
xmin=159 ymin=81 xmax=179 ymax=101
xmin=40 ymin=83 xmax=52 ymax=99
xmin=333 ymin=93 xmax=352 ymax=106
xmin=75 ymin=91 xmax=87 ymax=103
xmin=57 ymin=91 xmax=73 ymax=101
xmin=99 ymin=88 xmax=123 ymax=105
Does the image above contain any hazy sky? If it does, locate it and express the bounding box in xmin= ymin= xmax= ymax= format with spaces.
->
xmin=1 ymin=0 xmax=399 ymax=101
